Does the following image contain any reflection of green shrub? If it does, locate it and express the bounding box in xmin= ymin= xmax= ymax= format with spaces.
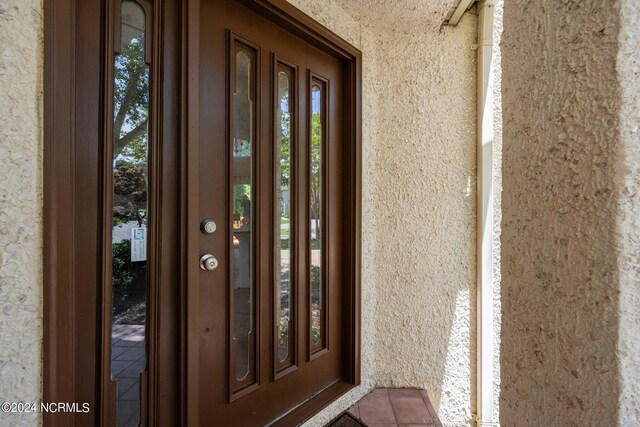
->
xmin=112 ymin=239 xmax=133 ymax=289
xmin=310 ymin=265 xmax=322 ymax=345
xmin=311 ymin=303 xmax=321 ymax=344
xmin=281 ymin=239 xmax=290 ymax=250
xmin=234 ymin=184 xmax=251 ymax=215
xmin=278 ymin=315 xmax=289 ymax=344
xmin=310 ymin=239 xmax=321 ymax=250
xmin=113 ymin=161 xmax=148 ymax=225
xmin=311 ymin=265 xmax=321 ymax=287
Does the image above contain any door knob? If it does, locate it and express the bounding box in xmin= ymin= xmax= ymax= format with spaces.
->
xmin=200 ymin=254 xmax=219 ymax=271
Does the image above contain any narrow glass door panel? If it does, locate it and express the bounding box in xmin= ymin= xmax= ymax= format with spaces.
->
xmin=275 ymin=66 xmax=295 ymax=372
xmin=110 ymin=1 xmax=149 ymax=425
xmin=231 ymin=42 xmax=257 ymax=392
xmin=309 ymin=79 xmax=326 ymax=355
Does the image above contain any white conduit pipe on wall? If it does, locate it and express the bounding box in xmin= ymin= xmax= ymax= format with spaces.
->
xmin=476 ymin=1 xmax=497 ymax=426
xmin=445 ymin=1 xmax=498 ymax=426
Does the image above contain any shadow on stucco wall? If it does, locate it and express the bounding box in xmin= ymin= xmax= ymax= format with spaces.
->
xmin=369 ymin=20 xmax=478 ymax=426
xmin=500 ymin=0 xmax=621 ymax=425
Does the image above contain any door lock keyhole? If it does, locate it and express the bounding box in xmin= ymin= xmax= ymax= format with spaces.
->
xmin=200 ymin=219 xmax=217 ymax=234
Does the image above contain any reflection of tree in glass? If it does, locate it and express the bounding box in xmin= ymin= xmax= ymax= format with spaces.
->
xmin=112 ymin=34 xmax=149 ymax=226
xmin=111 ymin=32 xmax=149 ymax=324
xmin=310 ymin=111 xmax=321 ymax=242
xmin=114 ymin=35 xmax=149 ymax=161
xmin=279 ymin=93 xmax=291 ymax=189
xmin=234 ymin=183 xmax=251 ymax=221
xmin=309 ymin=93 xmax=322 ymax=347
xmin=113 ymin=161 xmax=147 ymax=226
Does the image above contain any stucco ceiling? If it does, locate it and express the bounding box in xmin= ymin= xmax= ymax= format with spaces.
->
xmin=333 ymin=0 xmax=455 ymax=29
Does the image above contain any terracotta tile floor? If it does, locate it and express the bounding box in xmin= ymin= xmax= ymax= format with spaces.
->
xmin=346 ymin=388 xmax=443 ymax=427
xmin=111 ymin=324 xmax=146 ymax=427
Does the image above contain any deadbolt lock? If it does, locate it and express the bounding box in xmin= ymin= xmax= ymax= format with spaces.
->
xmin=200 ymin=254 xmax=219 ymax=271
xmin=200 ymin=219 xmax=217 ymax=234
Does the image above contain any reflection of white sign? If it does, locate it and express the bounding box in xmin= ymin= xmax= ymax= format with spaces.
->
xmin=131 ymin=227 xmax=146 ymax=262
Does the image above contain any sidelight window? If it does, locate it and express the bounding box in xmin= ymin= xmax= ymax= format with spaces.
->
xmin=110 ymin=1 xmax=150 ymax=426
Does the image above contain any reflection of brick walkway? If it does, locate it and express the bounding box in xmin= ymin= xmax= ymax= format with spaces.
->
xmin=346 ymin=388 xmax=443 ymax=427
xmin=112 ymin=325 xmax=145 ymax=427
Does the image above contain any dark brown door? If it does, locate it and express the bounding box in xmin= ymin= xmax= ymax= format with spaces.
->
xmin=188 ymin=0 xmax=346 ymax=425
xmin=45 ymin=0 xmax=360 ymax=425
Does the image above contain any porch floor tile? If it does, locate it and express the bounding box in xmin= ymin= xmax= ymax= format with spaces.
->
xmin=112 ymin=324 xmax=145 ymax=427
xmin=345 ymin=388 xmax=442 ymax=427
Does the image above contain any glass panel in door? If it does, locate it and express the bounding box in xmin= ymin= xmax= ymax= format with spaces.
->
xmin=231 ymin=42 xmax=257 ymax=393
xmin=275 ymin=64 xmax=295 ymax=372
xmin=110 ymin=1 xmax=150 ymax=425
xmin=309 ymin=80 xmax=326 ymax=355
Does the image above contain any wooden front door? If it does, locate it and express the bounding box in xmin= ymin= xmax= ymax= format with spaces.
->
xmin=44 ymin=0 xmax=360 ymax=425
xmin=186 ymin=1 xmax=355 ymax=425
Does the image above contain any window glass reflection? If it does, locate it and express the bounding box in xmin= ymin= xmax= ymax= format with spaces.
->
xmin=310 ymin=84 xmax=323 ymax=351
xmin=275 ymin=71 xmax=292 ymax=366
xmin=111 ymin=2 xmax=148 ymax=426
xmin=232 ymin=49 xmax=255 ymax=385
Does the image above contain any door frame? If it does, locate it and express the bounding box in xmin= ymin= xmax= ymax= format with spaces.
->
xmin=44 ymin=0 xmax=183 ymax=425
xmin=44 ymin=0 xmax=361 ymax=424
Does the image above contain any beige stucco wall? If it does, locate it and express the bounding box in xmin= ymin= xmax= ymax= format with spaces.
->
xmin=0 ymin=1 xmax=44 ymax=426
xmin=501 ymin=0 xmax=639 ymax=425
xmin=292 ymin=2 xmax=479 ymax=426
xmin=491 ymin=0 xmax=503 ymax=421
xmin=370 ymin=21 xmax=477 ymax=427
xmin=616 ymin=0 xmax=640 ymax=425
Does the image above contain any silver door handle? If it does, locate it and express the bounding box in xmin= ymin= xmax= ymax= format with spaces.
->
xmin=200 ymin=254 xmax=219 ymax=271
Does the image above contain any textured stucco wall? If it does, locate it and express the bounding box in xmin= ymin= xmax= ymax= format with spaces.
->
xmin=616 ymin=0 xmax=640 ymax=425
xmin=491 ymin=1 xmax=503 ymax=421
xmin=501 ymin=0 xmax=639 ymax=425
xmin=0 ymin=1 xmax=44 ymax=426
xmin=370 ymin=21 xmax=477 ymax=427
xmin=292 ymin=2 xmax=479 ymax=426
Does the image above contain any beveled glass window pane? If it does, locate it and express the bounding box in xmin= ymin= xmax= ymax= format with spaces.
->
xmin=310 ymin=84 xmax=323 ymax=352
xmin=232 ymin=49 xmax=255 ymax=385
xmin=275 ymin=70 xmax=292 ymax=366
xmin=111 ymin=1 xmax=148 ymax=426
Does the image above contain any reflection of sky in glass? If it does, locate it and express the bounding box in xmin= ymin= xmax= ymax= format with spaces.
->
xmin=312 ymin=89 xmax=321 ymax=113
xmin=280 ymin=95 xmax=289 ymax=114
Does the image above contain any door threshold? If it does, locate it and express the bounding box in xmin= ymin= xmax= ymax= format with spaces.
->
xmin=268 ymin=379 xmax=355 ymax=426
